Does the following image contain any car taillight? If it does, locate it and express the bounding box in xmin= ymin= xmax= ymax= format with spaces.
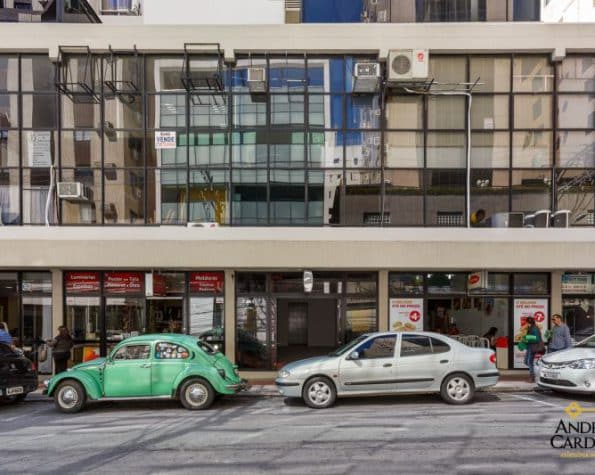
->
xmin=489 ymin=353 xmax=496 ymax=365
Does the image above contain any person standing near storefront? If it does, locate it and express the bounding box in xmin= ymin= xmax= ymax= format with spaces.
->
xmin=523 ymin=317 xmax=544 ymax=383
xmin=48 ymin=326 xmax=73 ymax=375
xmin=0 ymin=323 xmax=13 ymax=345
xmin=548 ymin=314 xmax=572 ymax=353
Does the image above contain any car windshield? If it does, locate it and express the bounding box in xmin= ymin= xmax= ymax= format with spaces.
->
xmin=328 ymin=334 xmax=369 ymax=357
xmin=575 ymin=335 xmax=595 ymax=348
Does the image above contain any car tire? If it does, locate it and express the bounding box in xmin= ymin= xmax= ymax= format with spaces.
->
xmin=302 ymin=376 xmax=336 ymax=409
xmin=54 ymin=380 xmax=86 ymax=413
xmin=180 ymin=378 xmax=215 ymax=410
xmin=440 ymin=373 xmax=475 ymax=405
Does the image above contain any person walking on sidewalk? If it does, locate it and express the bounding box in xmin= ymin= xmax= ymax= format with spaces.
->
xmin=548 ymin=314 xmax=572 ymax=353
xmin=48 ymin=326 xmax=73 ymax=375
xmin=523 ymin=317 xmax=544 ymax=383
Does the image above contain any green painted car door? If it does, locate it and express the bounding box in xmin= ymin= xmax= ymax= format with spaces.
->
xmin=103 ymin=343 xmax=153 ymax=397
xmin=151 ymin=341 xmax=191 ymax=396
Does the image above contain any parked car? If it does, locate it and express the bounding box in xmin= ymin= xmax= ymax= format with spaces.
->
xmin=0 ymin=343 xmax=38 ymax=403
xmin=45 ymin=334 xmax=246 ymax=413
xmin=275 ymin=331 xmax=499 ymax=408
xmin=536 ymin=334 xmax=595 ymax=394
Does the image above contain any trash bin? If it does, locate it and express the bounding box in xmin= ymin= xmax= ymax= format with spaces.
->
xmin=495 ymin=336 xmax=508 ymax=369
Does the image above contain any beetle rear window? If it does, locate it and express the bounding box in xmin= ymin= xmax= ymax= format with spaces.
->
xmin=155 ymin=342 xmax=190 ymax=359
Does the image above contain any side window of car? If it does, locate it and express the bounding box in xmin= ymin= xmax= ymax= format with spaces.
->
xmin=155 ymin=342 xmax=190 ymax=360
xmin=113 ymin=344 xmax=150 ymax=360
xmin=356 ymin=336 xmax=396 ymax=359
xmin=400 ymin=335 xmax=432 ymax=357
xmin=430 ymin=337 xmax=451 ymax=354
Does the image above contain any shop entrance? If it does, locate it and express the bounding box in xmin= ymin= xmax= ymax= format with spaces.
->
xmin=147 ymin=298 xmax=184 ymax=334
xmin=276 ymin=298 xmax=337 ymax=366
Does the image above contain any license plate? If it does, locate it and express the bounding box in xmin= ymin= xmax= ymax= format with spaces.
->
xmin=542 ymin=371 xmax=560 ymax=380
xmin=6 ymin=386 xmax=24 ymax=396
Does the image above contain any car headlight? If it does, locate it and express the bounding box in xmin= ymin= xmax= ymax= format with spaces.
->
xmin=217 ymin=368 xmax=226 ymax=379
xmin=568 ymin=359 xmax=595 ymax=370
xmin=278 ymin=369 xmax=291 ymax=378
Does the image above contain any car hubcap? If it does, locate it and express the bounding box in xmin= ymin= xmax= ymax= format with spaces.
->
xmin=59 ymin=386 xmax=78 ymax=408
xmin=187 ymin=383 xmax=207 ymax=406
xmin=308 ymin=382 xmax=331 ymax=406
xmin=447 ymin=378 xmax=470 ymax=401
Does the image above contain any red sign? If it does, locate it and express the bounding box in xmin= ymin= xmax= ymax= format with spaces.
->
xmin=189 ymin=272 xmax=224 ymax=294
xmin=417 ymin=51 xmax=425 ymax=62
xmin=534 ymin=311 xmax=545 ymax=323
xmin=104 ymin=272 xmax=144 ymax=294
xmin=152 ymin=274 xmax=167 ymax=297
xmin=409 ymin=310 xmax=421 ymax=322
xmin=65 ymin=272 xmax=100 ymax=293
xmin=469 ymin=275 xmax=480 ymax=285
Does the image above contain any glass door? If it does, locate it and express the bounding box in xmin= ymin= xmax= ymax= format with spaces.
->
xmin=22 ymin=296 xmax=52 ymax=373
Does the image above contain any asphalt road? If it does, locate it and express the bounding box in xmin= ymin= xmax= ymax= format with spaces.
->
xmin=2 ymin=391 xmax=595 ymax=475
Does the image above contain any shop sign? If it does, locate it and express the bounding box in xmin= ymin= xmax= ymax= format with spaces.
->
xmin=155 ymin=131 xmax=177 ymax=149
xmin=390 ymin=298 xmax=424 ymax=332
xmin=65 ymin=272 xmax=101 ymax=293
xmin=189 ymin=272 xmax=224 ymax=293
xmin=145 ymin=273 xmax=167 ymax=297
xmin=303 ymin=270 xmax=313 ymax=293
xmin=104 ymin=272 xmax=144 ymax=294
xmin=513 ymin=298 xmax=548 ymax=369
xmin=468 ymin=271 xmax=488 ymax=291
xmin=562 ymin=274 xmax=593 ymax=294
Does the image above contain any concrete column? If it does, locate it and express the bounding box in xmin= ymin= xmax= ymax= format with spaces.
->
xmin=378 ymin=270 xmax=389 ymax=331
xmin=224 ymin=269 xmax=236 ymax=364
xmin=550 ymin=270 xmax=563 ymax=317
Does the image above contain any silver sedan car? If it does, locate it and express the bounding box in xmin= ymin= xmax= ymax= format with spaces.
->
xmin=536 ymin=334 xmax=595 ymax=394
xmin=275 ymin=331 xmax=499 ymax=408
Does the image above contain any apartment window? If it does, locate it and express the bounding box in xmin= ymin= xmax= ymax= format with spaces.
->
xmin=417 ymin=0 xmax=487 ymax=22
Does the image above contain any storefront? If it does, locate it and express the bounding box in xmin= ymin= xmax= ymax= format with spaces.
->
xmin=235 ymin=272 xmax=378 ymax=370
xmin=561 ymin=272 xmax=595 ymax=341
xmin=388 ymin=272 xmax=550 ymax=369
xmin=64 ymin=270 xmax=224 ymax=364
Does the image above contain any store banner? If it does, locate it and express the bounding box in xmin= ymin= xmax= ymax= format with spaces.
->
xmin=513 ymin=298 xmax=548 ymax=369
xmin=390 ymin=298 xmax=424 ymax=332
xmin=468 ymin=271 xmax=488 ymax=291
xmin=155 ymin=131 xmax=177 ymax=149
xmin=189 ymin=272 xmax=224 ymax=293
xmin=104 ymin=272 xmax=144 ymax=294
xmin=65 ymin=272 xmax=101 ymax=293
xmin=561 ymin=274 xmax=593 ymax=294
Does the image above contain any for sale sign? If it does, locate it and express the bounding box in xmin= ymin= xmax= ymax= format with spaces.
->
xmin=155 ymin=131 xmax=177 ymax=149
xmin=390 ymin=298 xmax=424 ymax=332
xmin=513 ymin=298 xmax=548 ymax=369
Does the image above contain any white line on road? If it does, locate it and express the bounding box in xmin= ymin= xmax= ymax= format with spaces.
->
xmin=505 ymin=393 xmax=564 ymax=409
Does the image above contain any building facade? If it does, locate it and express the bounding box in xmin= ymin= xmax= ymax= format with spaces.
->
xmin=0 ymin=22 xmax=594 ymax=377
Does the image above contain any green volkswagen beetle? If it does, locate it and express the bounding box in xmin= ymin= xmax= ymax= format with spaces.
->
xmin=45 ymin=334 xmax=245 ymax=413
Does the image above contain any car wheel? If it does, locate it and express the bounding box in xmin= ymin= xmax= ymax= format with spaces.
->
xmin=180 ymin=378 xmax=215 ymax=410
xmin=441 ymin=373 xmax=475 ymax=405
xmin=54 ymin=380 xmax=86 ymax=413
xmin=302 ymin=376 xmax=336 ymax=409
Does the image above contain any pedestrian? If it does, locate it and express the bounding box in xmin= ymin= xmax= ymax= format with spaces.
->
xmin=547 ymin=314 xmax=573 ymax=353
xmin=447 ymin=323 xmax=460 ymax=335
xmin=48 ymin=326 xmax=73 ymax=375
xmin=0 ymin=323 xmax=13 ymax=345
xmin=483 ymin=327 xmax=498 ymax=350
xmin=523 ymin=317 xmax=544 ymax=383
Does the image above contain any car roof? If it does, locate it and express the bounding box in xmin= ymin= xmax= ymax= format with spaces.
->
xmin=118 ymin=334 xmax=198 ymax=345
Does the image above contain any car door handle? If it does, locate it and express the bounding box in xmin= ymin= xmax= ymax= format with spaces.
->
xmin=383 ymin=363 xmax=392 ymax=367
xmin=440 ymin=360 xmax=449 ymax=364
xmin=140 ymin=363 xmax=152 ymax=368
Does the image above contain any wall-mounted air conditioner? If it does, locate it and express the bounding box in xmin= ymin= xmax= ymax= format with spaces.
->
xmin=247 ymin=67 xmax=267 ymax=93
xmin=57 ymin=182 xmax=93 ymax=202
xmin=353 ymin=62 xmax=381 ymax=93
xmin=387 ymin=49 xmax=429 ymax=83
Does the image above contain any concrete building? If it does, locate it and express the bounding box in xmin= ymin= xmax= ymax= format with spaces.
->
xmin=0 ymin=20 xmax=594 ymax=379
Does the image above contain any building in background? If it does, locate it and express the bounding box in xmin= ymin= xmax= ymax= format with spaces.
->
xmin=0 ymin=0 xmax=100 ymax=22
xmin=542 ymin=0 xmax=595 ymax=22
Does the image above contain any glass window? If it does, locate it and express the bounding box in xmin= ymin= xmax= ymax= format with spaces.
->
xmin=269 ymin=57 xmax=306 ymax=92
xmin=389 ymin=273 xmax=424 ymax=296
xmin=308 ymin=94 xmax=342 ymax=128
xmin=385 ymin=169 xmax=424 ymax=225
xmin=21 ymin=56 xmax=57 ymax=92
xmin=471 ymin=169 xmax=510 ymax=224
xmin=145 ymin=57 xmax=185 ymax=92
xmin=346 ymin=132 xmax=380 ymax=168
xmin=155 ymin=342 xmax=190 ymax=359
xmin=103 ymin=169 xmax=146 ymax=224
xmin=66 ymin=296 xmax=101 ymax=348
xmin=557 ymin=131 xmax=594 ymax=168
xmin=231 ymin=169 xmax=268 ymax=225
xmin=21 ymin=272 xmax=51 ymax=293
xmin=22 ymin=95 xmax=57 ymax=129
xmin=271 ymin=94 xmax=305 ymax=126
xmin=430 ymin=338 xmax=451 ymax=354
xmin=0 ymin=168 xmax=20 ymax=224
xmin=269 ymin=131 xmax=304 ymax=168
xmin=112 ymin=344 xmax=150 ymax=360
xmin=342 ymin=170 xmax=382 ymax=225
xmin=346 ymin=95 xmax=380 ymax=129
xmin=514 ymin=95 xmax=552 ymax=129
xmin=307 ymin=57 xmax=343 ymax=93
xmin=270 ymin=169 xmax=305 ymax=225
xmin=232 ymin=131 xmax=267 ymax=167
xmin=557 ymin=56 xmax=595 ymax=93
xmin=428 ymin=96 xmax=466 ymax=130
xmin=346 ymin=273 xmax=377 ymax=296
xmin=513 ymin=273 xmax=549 ymax=295
xmin=472 ymin=96 xmax=509 ymax=130
xmin=0 ymin=130 xmax=19 ymax=167
xmin=428 ymin=56 xmax=467 ymax=84
xmin=190 ymin=296 xmax=225 ymax=350
xmin=189 ymin=132 xmax=229 ymax=166
xmin=512 ymin=131 xmax=552 ymax=168
xmin=190 ymin=99 xmax=228 ymax=128
xmin=61 ymin=130 xmax=101 ymax=168
xmin=345 ymin=297 xmax=377 ymax=341
xmin=60 ymin=97 xmax=99 ymax=129
xmin=555 ymin=169 xmax=595 ymax=226
xmin=104 ymin=95 xmax=144 ymax=129
xmin=189 ymin=169 xmax=229 ymax=225
xmin=231 ymin=57 xmax=266 ymax=93
xmin=400 ymin=335 xmax=432 ymax=357
xmin=563 ymin=298 xmax=595 ymax=341
xmin=22 ymin=168 xmax=56 ymax=225
xmin=511 ymin=170 xmax=551 ymax=214
xmin=236 ymin=296 xmax=270 ymax=369
xmin=355 ymin=335 xmax=396 ymax=359
xmin=307 ymin=170 xmax=342 ymax=225
xmin=427 ymin=133 xmax=465 ymax=168
xmin=233 ymin=95 xmax=266 ymax=127
xmin=0 ymin=94 xmax=18 ymax=128
xmin=562 ymin=273 xmax=594 ymax=295
xmin=385 ymin=132 xmax=423 ymax=168
xmin=426 ymin=170 xmax=466 ymax=226
xmin=148 ymin=94 xmax=185 ymax=128
xmin=105 ymin=297 xmax=145 ymax=343
xmin=427 ymin=273 xmax=467 ymax=294
xmin=386 ymin=96 xmax=423 ymax=130
xmin=470 ymin=57 xmax=511 ymax=93
xmin=103 ymin=131 xmax=145 ymax=168
xmin=513 ymin=56 xmax=554 ymax=92
xmin=159 ymin=168 xmax=186 ymax=224
xmin=558 ymin=95 xmax=595 ymax=129
xmin=308 ymin=132 xmax=343 ymax=168
xmin=237 ymin=273 xmax=266 ymax=293
xmin=471 ymin=132 xmax=509 ymax=168
xmin=0 ymin=56 xmax=19 ymax=92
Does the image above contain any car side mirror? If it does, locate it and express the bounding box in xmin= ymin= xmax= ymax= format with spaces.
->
xmin=349 ymin=351 xmax=359 ymax=360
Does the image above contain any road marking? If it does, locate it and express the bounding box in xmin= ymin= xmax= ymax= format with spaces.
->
xmin=506 ymin=393 xmax=564 ymax=409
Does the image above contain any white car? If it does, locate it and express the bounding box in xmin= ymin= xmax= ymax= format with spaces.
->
xmin=536 ymin=334 xmax=595 ymax=394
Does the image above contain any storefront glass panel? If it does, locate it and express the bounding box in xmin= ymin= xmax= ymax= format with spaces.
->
xmin=562 ymin=272 xmax=595 ymax=341
xmin=236 ymin=296 xmax=271 ymax=369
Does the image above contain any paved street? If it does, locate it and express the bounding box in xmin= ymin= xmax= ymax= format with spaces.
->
xmin=2 ymin=391 xmax=594 ymax=475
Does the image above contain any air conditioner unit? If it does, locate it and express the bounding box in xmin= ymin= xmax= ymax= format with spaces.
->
xmin=247 ymin=67 xmax=267 ymax=93
xmin=387 ymin=49 xmax=429 ymax=83
xmin=353 ymin=62 xmax=381 ymax=93
xmin=57 ymin=182 xmax=93 ymax=202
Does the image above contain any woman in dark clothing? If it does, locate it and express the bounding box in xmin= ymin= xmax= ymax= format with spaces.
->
xmin=523 ymin=317 xmax=543 ymax=382
xmin=48 ymin=326 xmax=73 ymax=375
xmin=483 ymin=327 xmax=498 ymax=351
